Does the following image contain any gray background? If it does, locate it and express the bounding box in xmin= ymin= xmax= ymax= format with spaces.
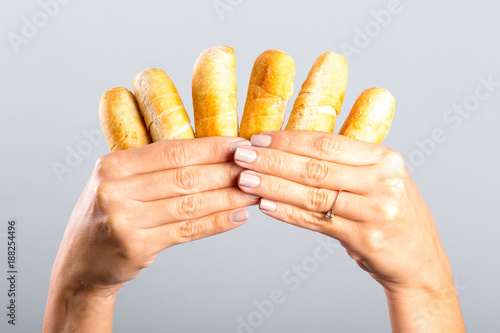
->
xmin=1 ymin=0 xmax=499 ymax=332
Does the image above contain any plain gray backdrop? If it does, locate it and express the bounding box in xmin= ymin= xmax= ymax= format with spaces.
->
xmin=1 ymin=0 xmax=499 ymax=332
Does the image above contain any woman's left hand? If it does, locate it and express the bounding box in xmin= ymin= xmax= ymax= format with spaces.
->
xmin=233 ymin=130 xmax=464 ymax=332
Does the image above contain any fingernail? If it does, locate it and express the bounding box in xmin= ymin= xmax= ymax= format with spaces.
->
xmin=239 ymin=172 xmax=260 ymax=188
xmin=230 ymin=209 xmax=249 ymax=223
xmin=246 ymin=193 xmax=260 ymax=201
xmin=230 ymin=139 xmax=251 ymax=152
xmin=259 ymin=198 xmax=277 ymax=211
xmin=251 ymin=134 xmax=271 ymax=147
xmin=234 ymin=147 xmax=257 ymax=163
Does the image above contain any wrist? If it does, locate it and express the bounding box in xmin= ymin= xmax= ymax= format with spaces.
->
xmin=43 ymin=278 xmax=117 ymax=333
xmin=384 ymin=281 xmax=465 ymax=333
xmin=382 ymin=245 xmax=456 ymax=298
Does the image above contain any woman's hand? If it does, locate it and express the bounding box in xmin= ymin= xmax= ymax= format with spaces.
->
xmin=233 ymin=130 xmax=465 ymax=332
xmin=43 ymin=136 xmax=256 ymax=333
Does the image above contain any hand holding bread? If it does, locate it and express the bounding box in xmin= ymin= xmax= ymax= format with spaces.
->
xmin=91 ymin=48 xmax=469 ymax=333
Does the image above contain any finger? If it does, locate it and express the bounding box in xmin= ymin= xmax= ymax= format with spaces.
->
xmin=148 ymin=208 xmax=249 ymax=251
xmin=234 ymin=146 xmax=377 ymax=193
xmin=135 ymin=187 xmax=258 ymax=228
xmin=237 ymin=170 xmax=374 ymax=222
xmin=111 ymin=136 xmax=250 ymax=174
xmin=249 ymin=130 xmax=387 ymax=166
xmin=257 ymin=199 xmax=358 ymax=247
xmin=118 ymin=162 xmax=244 ymax=201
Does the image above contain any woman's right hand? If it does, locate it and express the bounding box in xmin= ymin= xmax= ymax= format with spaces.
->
xmin=43 ymin=136 xmax=255 ymax=332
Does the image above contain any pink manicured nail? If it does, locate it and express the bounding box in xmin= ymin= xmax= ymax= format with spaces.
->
xmin=246 ymin=193 xmax=260 ymax=201
xmin=230 ymin=139 xmax=251 ymax=152
xmin=259 ymin=199 xmax=277 ymax=212
xmin=239 ymin=172 xmax=260 ymax=188
xmin=250 ymin=134 xmax=271 ymax=147
xmin=230 ymin=209 xmax=249 ymax=223
xmin=234 ymin=147 xmax=257 ymax=163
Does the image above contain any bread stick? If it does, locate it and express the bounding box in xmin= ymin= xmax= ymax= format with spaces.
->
xmin=285 ymin=52 xmax=348 ymax=132
xmin=192 ymin=46 xmax=238 ymax=137
xmin=99 ymin=87 xmax=152 ymax=152
xmin=339 ymin=87 xmax=395 ymax=144
xmin=133 ymin=68 xmax=195 ymax=141
xmin=239 ymin=50 xmax=295 ymax=139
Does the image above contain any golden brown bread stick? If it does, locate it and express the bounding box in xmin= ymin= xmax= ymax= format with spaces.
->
xmin=239 ymin=50 xmax=295 ymax=139
xmin=99 ymin=87 xmax=152 ymax=152
xmin=285 ymin=52 xmax=348 ymax=132
xmin=339 ymin=87 xmax=395 ymax=144
xmin=133 ymin=68 xmax=195 ymax=141
xmin=192 ymin=46 xmax=238 ymax=137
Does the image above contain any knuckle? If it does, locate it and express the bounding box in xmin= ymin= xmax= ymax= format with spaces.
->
xmin=176 ymin=195 xmax=203 ymax=218
xmin=307 ymin=215 xmax=328 ymax=230
xmin=267 ymin=180 xmax=286 ymax=196
xmin=207 ymin=140 xmax=225 ymax=159
xmin=175 ymin=167 xmax=197 ymax=189
xmin=178 ymin=220 xmax=201 ymax=240
xmin=307 ymin=187 xmax=330 ymax=210
xmin=178 ymin=215 xmax=226 ymax=242
xmin=303 ymin=158 xmax=330 ymax=184
xmin=263 ymin=154 xmax=285 ymax=172
xmin=95 ymin=181 xmax=114 ymax=205
xmin=164 ymin=142 xmax=190 ymax=166
xmin=376 ymin=202 xmax=401 ymax=222
xmin=380 ymin=176 xmax=407 ymax=197
xmin=381 ymin=149 xmax=406 ymax=172
xmin=363 ymin=229 xmax=385 ymax=253
xmin=282 ymin=206 xmax=298 ymax=221
xmin=94 ymin=156 xmax=107 ymax=175
xmin=104 ymin=214 xmax=128 ymax=249
xmin=94 ymin=154 xmax=118 ymax=178
xmin=279 ymin=131 xmax=294 ymax=150
xmin=121 ymin=239 xmax=143 ymax=261
xmin=313 ymin=135 xmax=342 ymax=156
xmin=383 ymin=148 xmax=404 ymax=163
xmin=209 ymin=216 xmax=226 ymax=235
xmin=224 ymin=189 xmax=239 ymax=207
xmin=282 ymin=206 xmax=326 ymax=231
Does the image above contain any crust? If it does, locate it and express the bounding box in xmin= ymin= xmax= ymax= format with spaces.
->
xmin=192 ymin=46 xmax=238 ymax=137
xmin=239 ymin=50 xmax=295 ymax=139
xmin=133 ymin=68 xmax=195 ymax=141
xmin=339 ymin=87 xmax=395 ymax=144
xmin=285 ymin=52 xmax=348 ymax=132
xmin=98 ymin=87 xmax=152 ymax=151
